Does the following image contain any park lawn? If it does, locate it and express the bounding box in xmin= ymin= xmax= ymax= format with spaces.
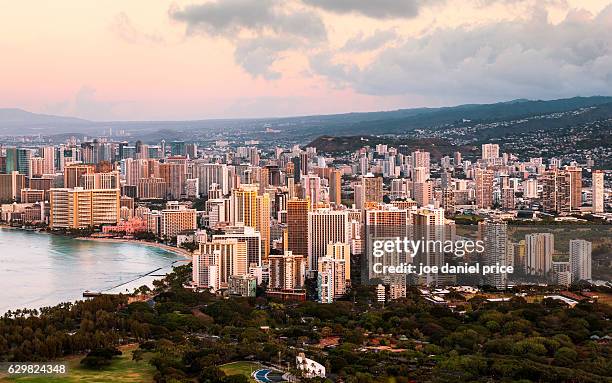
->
xmin=219 ymin=361 xmax=261 ymax=382
xmin=0 ymin=344 xmax=156 ymax=383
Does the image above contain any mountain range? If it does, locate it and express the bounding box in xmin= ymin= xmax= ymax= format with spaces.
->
xmin=1 ymin=96 xmax=612 ymax=141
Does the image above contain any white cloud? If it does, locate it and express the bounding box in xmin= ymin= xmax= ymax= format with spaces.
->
xmin=310 ymin=6 xmax=612 ymax=103
xmin=170 ymin=0 xmax=327 ymax=79
xmin=341 ymin=29 xmax=399 ymax=52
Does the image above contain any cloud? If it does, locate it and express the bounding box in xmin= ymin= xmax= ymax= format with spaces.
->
xmin=170 ymin=0 xmax=276 ymax=35
xmin=310 ymin=6 xmax=612 ymax=103
xmin=302 ymin=0 xmax=436 ymax=19
xmin=234 ymin=37 xmax=294 ymax=79
xmin=110 ymin=12 xmax=164 ymax=44
xmin=169 ymin=0 xmax=326 ymax=78
xmin=341 ymin=29 xmax=398 ymax=52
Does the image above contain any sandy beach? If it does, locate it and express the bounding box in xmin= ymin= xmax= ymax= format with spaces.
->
xmin=75 ymin=237 xmax=194 ymax=261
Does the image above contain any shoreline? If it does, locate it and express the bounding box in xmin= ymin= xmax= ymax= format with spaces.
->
xmin=75 ymin=237 xmax=194 ymax=261
xmin=0 ymin=228 xmax=193 ymax=314
xmin=0 ymin=224 xmax=193 ymax=261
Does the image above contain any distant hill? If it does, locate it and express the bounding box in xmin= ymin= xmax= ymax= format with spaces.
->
xmin=272 ymin=96 xmax=612 ymax=138
xmin=2 ymin=96 xmax=612 ymax=139
xmin=0 ymin=108 xmax=89 ymax=125
xmin=0 ymin=108 xmax=91 ymax=135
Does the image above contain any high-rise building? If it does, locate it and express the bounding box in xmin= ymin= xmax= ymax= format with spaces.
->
xmin=482 ymin=221 xmax=509 ymax=288
xmin=231 ymin=184 xmax=258 ymax=228
xmin=0 ymin=171 xmax=26 ymax=202
xmin=29 ymin=157 xmax=45 ymax=178
xmin=412 ymin=206 xmax=446 ymax=285
xmin=413 ymin=180 xmax=433 ymax=207
xmin=4 ymin=148 xmax=37 ymax=175
xmin=481 ymin=143 xmax=500 ymax=160
xmin=286 ymin=198 xmax=309 ymax=257
xmin=376 ymin=284 xmax=386 ymax=303
xmin=569 ymin=239 xmax=592 ymax=282
xmin=329 ymin=169 xmax=342 ymax=206
xmin=475 ymin=168 xmax=494 ymax=209
xmin=441 ymin=187 xmax=455 ymax=214
xmin=193 ymin=251 xmax=219 ymax=291
xmin=525 ymin=233 xmax=554 ymax=275
xmin=81 ymin=171 xmax=120 ymax=190
xmin=592 ymin=170 xmax=604 ymax=213
xmin=40 ymin=146 xmax=55 ymax=174
xmin=361 ymin=174 xmax=383 ymax=207
xmin=228 ymin=275 xmax=257 ymax=297
xmin=137 ymin=177 xmax=167 ymax=199
xmin=326 ymin=242 xmax=351 ymax=285
xmin=411 ymin=150 xmax=430 ymax=178
xmin=170 ymin=141 xmax=186 ymax=157
xmin=214 ymin=226 xmax=262 ymax=267
xmin=566 ymin=166 xmax=582 ymax=211
xmin=307 ymin=210 xmax=349 ymax=271
xmin=301 ymin=174 xmax=321 ymax=206
xmin=5 ymin=147 xmax=18 ymax=173
xmin=453 ymin=151 xmax=462 ymax=166
xmin=542 ymin=170 xmax=572 ymax=213
xmin=49 ymin=187 xmax=120 ymax=229
xmin=501 ymin=187 xmax=515 ymax=210
xmin=198 ymin=239 xmax=248 ymax=289
xmin=256 ymin=193 xmax=271 ymax=259
xmin=124 ymin=158 xmax=150 ymax=186
xmin=160 ymin=162 xmax=186 ymax=200
xmin=193 ymin=162 xmax=229 ymax=197
xmin=524 ymin=178 xmax=538 ymax=199
xmin=64 ymin=163 xmax=95 ymax=189
xmin=364 ymin=206 xmax=411 ymax=284
xmin=160 ymin=206 xmax=197 ymax=238
xmin=269 ymin=250 xmax=305 ymax=291
xmin=185 ymin=178 xmax=199 ymax=199
xmin=359 ymin=156 xmax=368 ymax=175
xmin=317 ymin=255 xmax=346 ymax=303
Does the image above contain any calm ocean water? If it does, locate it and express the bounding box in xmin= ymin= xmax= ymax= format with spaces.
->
xmin=0 ymin=228 xmax=184 ymax=314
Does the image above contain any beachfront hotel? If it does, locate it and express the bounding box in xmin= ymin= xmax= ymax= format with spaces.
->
xmin=49 ymin=187 xmax=120 ymax=229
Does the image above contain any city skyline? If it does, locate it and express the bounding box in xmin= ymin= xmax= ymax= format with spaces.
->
xmin=2 ymin=0 xmax=612 ymax=120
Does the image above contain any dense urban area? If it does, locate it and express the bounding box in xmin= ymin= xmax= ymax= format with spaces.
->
xmin=0 ymin=97 xmax=611 ymax=382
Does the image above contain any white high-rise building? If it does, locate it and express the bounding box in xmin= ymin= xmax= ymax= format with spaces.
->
xmin=525 ymin=233 xmax=554 ymax=275
xmin=326 ymin=242 xmax=351 ymax=285
xmin=410 ymin=150 xmax=430 ymax=179
xmin=592 ymin=170 xmax=604 ymax=213
xmin=307 ymin=210 xmax=349 ymax=271
xmin=213 ymin=226 xmax=262 ymax=267
xmin=524 ymin=178 xmax=538 ymax=199
xmin=317 ymin=255 xmax=346 ymax=303
xmin=193 ymin=250 xmax=220 ymax=292
xmin=193 ymin=162 xmax=230 ymax=197
xmin=198 ymin=239 xmax=248 ymax=289
xmin=569 ymin=239 xmax=592 ymax=282
xmin=482 ymin=221 xmax=509 ymax=288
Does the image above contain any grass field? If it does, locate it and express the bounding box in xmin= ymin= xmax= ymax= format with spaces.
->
xmin=219 ymin=361 xmax=261 ymax=382
xmin=0 ymin=344 xmax=156 ymax=383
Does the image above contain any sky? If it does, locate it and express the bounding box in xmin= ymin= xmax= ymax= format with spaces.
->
xmin=0 ymin=0 xmax=611 ymax=121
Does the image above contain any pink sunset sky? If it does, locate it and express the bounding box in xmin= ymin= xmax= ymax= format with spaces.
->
xmin=1 ymin=0 xmax=611 ymax=120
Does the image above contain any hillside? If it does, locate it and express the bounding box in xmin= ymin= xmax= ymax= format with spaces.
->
xmin=2 ymin=96 xmax=612 ymax=139
xmin=306 ymin=135 xmax=474 ymax=158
